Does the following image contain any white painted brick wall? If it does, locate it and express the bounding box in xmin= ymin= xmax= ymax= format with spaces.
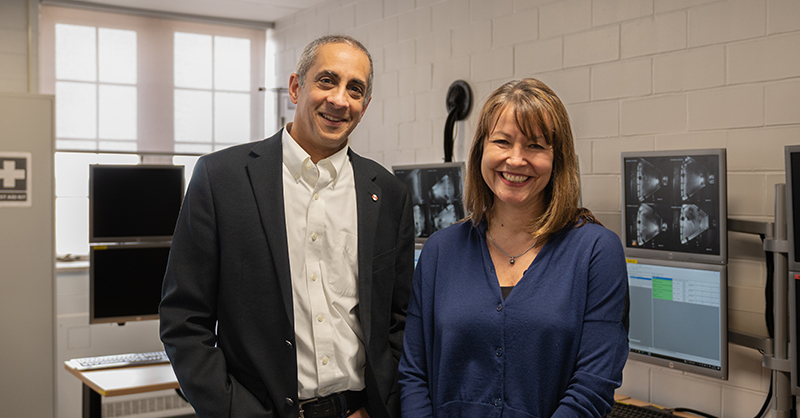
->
xmin=687 ymin=0 xmax=766 ymax=47
xmin=535 ymin=68 xmax=591 ymax=104
xmin=687 ymin=85 xmax=764 ymax=130
xmin=539 ymin=0 xmax=592 ymax=39
xmin=571 ymin=100 xmax=620 ymax=138
xmin=620 ymin=11 xmax=686 ymax=59
xmin=728 ymin=32 xmax=800 ymax=84
xmin=0 ymin=0 xmax=29 ymax=93
xmin=471 ymin=46 xmax=513 ymax=82
xmin=653 ymin=46 xmax=724 ymax=93
xmin=493 ymin=8 xmax=538 ymax=48
xmin=765 ymin=79 xmax=800 ymax=125
xmin=563 ymin=25 xmax=620 ymax=68
xmin=621 ymin=94 xmax=686 ymax=135
xmin=470 ymin=0 xmax=514 ymax=22
xmin=768 ymin=0 xmax=800 ymax=34
xmin=269 ymin=0 xmax=800 ymax=414
xmin=515 ymin=37 xmax=562 ymax=75
xmin=592 ymin=0 xmax=654 ymax=27
xmin=591 ymin=57 xmax=652 ymax=100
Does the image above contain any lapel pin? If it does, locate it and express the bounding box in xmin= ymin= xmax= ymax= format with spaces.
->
xmin=372 ymin=194 xmax=378 ymax=202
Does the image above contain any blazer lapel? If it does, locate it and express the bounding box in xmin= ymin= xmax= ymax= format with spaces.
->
xmin=350 ymin=150 xmax=380 ymax=348
xmin=246 ymin=131 xmax=294 ymax=325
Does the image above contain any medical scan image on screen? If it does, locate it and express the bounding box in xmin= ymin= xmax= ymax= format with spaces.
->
xmin=627 ymin=261 xmax=724 ymax=375
xmin=623 ymin=154 xmax=721 ymax=256
xmin=394 ymin=164 xmax=465 ymax=239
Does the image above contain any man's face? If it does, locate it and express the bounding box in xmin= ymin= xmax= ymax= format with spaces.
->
xmin=288 ymin=42 xmax=371 ymax=162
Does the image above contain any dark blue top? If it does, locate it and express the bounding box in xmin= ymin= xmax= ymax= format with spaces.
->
xmin=398 ymin=220 xmax=629 ymax=418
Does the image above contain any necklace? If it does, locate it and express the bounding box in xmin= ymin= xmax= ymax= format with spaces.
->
xmin=487 ymin=230 xmax=537 ymax=265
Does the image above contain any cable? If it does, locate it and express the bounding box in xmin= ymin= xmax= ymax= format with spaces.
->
xmin=753 ymin=376 xmax=774 ymax=418
xmin=762 ymin=233 xmax=775 ymax=339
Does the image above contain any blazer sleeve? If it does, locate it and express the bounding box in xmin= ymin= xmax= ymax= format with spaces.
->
xmin=552 ymin=229 xmax=630 ymax=418
xmin=159 ymin=157 xmax=269 ymax=417
xmin=397 ymin=243 xmax=436 ymax=418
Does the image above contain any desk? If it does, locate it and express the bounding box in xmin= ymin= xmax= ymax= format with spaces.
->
xmin=65 ymin=360 xmax=181 ymax=418
xmin=614 ymin=394 xmax=701 ymax=417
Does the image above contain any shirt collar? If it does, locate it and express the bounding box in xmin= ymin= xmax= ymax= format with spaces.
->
xmin=282 ymin=123 xmax=350 ymax=184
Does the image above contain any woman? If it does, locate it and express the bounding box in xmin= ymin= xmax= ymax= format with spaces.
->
xmin=398 ymin=78 xmax=629 ymax=418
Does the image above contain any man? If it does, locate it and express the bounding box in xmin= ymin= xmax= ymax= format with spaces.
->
xmin=160 ymin=35 xmax=414 ymax=418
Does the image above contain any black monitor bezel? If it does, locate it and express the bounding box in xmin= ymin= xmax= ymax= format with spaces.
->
xmin=89 ymin=164 xmax=185 ymax=243
xmin=89 ymin=241 xmax=171 ymax=325
xmin=625 ymin=257 xmax=728 ymax=380
xmin=785 ymin=145 xmax=800 ymax=394
xmin=620 ymin=149 xmax=727 ymax=265
xmin=785 ymin=145 xmax=800 ymax=272
xmin=392 ymin=162 xmax=466 ymax=243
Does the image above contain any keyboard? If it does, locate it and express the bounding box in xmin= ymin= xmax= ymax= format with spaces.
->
xmin=607 ymin=402 xmax=674 ymax=418
xmin=71 ymin=350 xmax=170 ymax=371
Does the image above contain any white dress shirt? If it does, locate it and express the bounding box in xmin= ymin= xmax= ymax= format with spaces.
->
xmin=281 ymin=125 xmax=365 ymax=399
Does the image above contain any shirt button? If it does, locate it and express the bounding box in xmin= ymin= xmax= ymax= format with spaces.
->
xmin=286 ymin=398 xmax=294 ymax=406
xmin=317 ymin=314 xmax=324 ymax=322
xmin=314 ymin=193 xmax=319 ymax=200
xmin=497 ymin=303 xmax=503 ymax=311
xmin=311 ymin=233 xmax=318 ymax=241
xmin=495 ymin=347 xmax=503 ymax=356
xmin=322 ymin=356 xmax=329 ymax=365
xmin=311 ymin=274 xmax=317 ymax=282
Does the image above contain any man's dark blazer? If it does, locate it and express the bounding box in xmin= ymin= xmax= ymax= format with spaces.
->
xmin=160 ymin=130 xmax=415 ymax=418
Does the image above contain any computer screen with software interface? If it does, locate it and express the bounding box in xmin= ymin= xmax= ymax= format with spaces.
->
xmin=626 ymin=258 xmax=728 ymax=380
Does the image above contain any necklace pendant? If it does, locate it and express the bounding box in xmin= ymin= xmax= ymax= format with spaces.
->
xmin=510 ymin=258 xmax=515 ymax=265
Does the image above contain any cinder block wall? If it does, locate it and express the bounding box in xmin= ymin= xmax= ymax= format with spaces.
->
xmin=272 ymin=0 xmax=800 ymax=416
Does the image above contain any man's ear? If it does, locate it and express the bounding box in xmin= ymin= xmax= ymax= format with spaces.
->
xmin=288 ymin=73 xmax=301 ymax=104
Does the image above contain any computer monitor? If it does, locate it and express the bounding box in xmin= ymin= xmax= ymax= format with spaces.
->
xmin=90 ymin=164 xmax=184 ymax=243
xmin=626 ymin=257 xmax=728 ymax=380
xmin=784 ymin=145 xmax=800 ymax=394
xmin=393 ymin=162 xmax=465 ymax=241
xmin=621 ymin=149 xmax=727 ymax=264
xmin=786 ymin=146 xmax=800 ymax=272
xmin=90 ymin=242 xmax=171 ymax=325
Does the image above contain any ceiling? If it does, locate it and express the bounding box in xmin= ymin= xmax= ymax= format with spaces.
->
xmin=51 ymin=0 xmax=331 ymax=25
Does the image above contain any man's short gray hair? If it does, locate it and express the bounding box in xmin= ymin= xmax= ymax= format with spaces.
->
xmin=295 ymin=34 xmax=374 ymax=105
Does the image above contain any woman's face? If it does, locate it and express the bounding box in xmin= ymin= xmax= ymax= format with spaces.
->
xmin=480 ymin=106 xmax=554 ymax=214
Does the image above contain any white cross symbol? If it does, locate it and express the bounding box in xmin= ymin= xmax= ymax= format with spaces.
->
xmin=0 ymin=160 xmax=26 ymax=189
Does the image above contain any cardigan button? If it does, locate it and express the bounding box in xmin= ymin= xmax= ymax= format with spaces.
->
xmin=493 ymin=397 xmax=502 ymax=407
xmin=286 ymin=339 xmax=293 ymax=348
xmin=495 ymin=347 xmax=502 ymax=357
xmin=496 ymin=303 xmax=502 ymax=311
xmin=286 ymin=397 xmax=294 ymax=406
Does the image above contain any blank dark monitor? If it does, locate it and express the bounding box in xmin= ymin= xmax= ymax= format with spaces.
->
xmin=90 ymin=242 xmax=171 ymax=325
xmin=393 ymin=162 xmax=465 ymax=240
xmin=786 ymin=145 xmax=800 ymax=272
xmin=626 ymin=257 xmax=727 ymax=380
xmin=621 ymin=149 xmax=727 ymax=264
xmin=784 ymin=145 xmax=800 ymax=394
xmin=90 ymin=164 xmax=184 ymax=243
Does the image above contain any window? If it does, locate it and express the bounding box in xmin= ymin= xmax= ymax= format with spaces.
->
xmin=40 ymin=6 xmax=266 ymax=257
